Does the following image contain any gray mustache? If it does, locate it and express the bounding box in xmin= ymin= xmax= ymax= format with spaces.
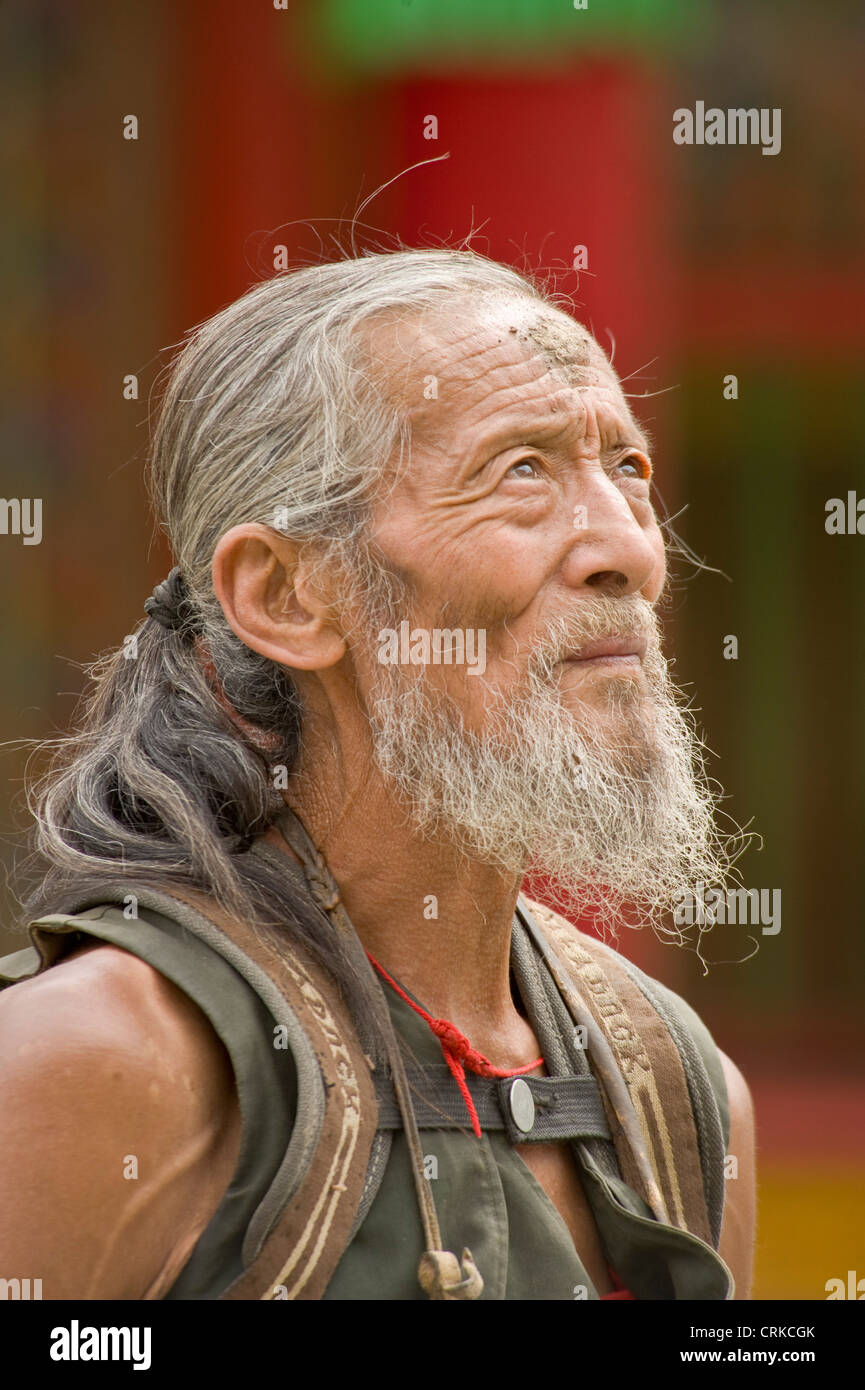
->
xmin=528 ymin=596 xmax=657 ymax=670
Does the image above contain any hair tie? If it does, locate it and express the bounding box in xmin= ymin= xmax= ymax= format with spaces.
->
xmin=144 ymin=567 xmax=200 ymax=635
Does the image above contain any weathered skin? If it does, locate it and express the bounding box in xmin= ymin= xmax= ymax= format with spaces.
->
xmin=0 ymin=939 xmax=242 ymax=1299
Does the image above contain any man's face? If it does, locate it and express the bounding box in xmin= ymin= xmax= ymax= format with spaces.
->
xmin=360 ymin=296 xmax=666 ymax=730
xmin=334 ymin=295 xmax=730 ymax=932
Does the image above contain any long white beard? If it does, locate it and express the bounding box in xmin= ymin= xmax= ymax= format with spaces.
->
xmin=356 ymin=588 xmax=738 ymax=941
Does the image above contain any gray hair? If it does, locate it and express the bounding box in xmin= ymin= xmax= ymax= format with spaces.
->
xmin=18 ymin=249 xmax=553 ymax=1007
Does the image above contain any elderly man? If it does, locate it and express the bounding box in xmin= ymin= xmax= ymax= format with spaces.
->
xmin=0 ymin=248 xmax=754 ymax=1301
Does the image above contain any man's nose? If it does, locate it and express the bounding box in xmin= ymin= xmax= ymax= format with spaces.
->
xmin=561 ymin=470 xmax=660 ymax=597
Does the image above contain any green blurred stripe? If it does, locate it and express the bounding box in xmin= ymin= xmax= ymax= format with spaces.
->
xmin=317 ymin=0 xmax=709 ymax=72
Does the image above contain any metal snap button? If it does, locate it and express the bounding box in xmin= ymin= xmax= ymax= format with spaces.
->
xmin=508 ymin=1077 xmax=536 ymax=1134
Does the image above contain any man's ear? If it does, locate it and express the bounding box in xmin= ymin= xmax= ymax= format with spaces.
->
xmin=212 ymin=524 xmax=347 ymax=670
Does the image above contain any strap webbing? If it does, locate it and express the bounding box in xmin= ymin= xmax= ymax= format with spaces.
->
xmin=373 ymin=1065 xmax=612 ymax=1142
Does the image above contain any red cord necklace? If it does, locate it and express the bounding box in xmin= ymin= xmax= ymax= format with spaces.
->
xmin=366 ymin=951 xmax=544 ymax=1138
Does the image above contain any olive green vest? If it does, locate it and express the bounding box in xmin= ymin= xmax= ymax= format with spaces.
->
xmin=0 ymin=874 xmax=734 ymax=1300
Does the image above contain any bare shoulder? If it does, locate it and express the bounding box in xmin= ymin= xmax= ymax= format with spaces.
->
xmin=0 ymin=940 xmax=242 ymax=1299
xmin=716 ymin=1048 xmax=757 ymax=1300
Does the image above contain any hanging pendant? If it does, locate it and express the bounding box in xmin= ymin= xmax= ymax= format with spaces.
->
xmin=418 ymin=1247 xmax=484 ymax=1301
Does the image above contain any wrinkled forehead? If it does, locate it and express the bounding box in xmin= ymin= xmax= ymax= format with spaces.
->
xmin=365 ymin=295 xmax=633 ymax=442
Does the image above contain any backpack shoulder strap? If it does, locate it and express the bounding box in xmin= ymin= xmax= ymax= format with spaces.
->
xmin=153 ymin=883 xmax=381 ymax=1300
xmin=0 ymin=880 xmax=380 ymax=1300
xmin=519 ymin=895 xmax=727 ymax=1249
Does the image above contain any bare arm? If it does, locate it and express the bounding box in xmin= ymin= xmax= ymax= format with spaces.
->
xmin=0 ymin=942 xmax=242 ymax=1299
xmin=716 ymin=1048 xmax=757 ymax=1300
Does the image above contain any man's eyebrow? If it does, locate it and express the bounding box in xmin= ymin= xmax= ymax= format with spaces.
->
xmin=607 ymin=425 xmax=654 ymax=456
xmin=462 ymin=413 xmax=581 ymax=462
xmin=451 ymin=412 xmax=655 ymax=467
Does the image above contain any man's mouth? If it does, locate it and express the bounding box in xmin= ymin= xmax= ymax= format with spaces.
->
xmin=560 ymin=634 xmax=647 ymax=667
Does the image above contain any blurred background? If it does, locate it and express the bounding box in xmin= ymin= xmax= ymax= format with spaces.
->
xmin=1 ymin=0 xmax=863 ymax=1299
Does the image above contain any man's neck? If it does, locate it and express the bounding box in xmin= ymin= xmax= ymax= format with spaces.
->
xmin=277 ymin=780 xmax=536 ymax=1067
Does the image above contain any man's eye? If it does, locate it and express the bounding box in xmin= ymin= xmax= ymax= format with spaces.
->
xmin=616 ymin=456 xmax=648 ymax=479
xmin=506 ymin=458 xmax=540 ymax=479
